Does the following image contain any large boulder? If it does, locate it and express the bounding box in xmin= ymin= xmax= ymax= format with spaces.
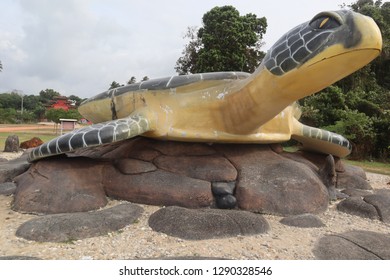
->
xmin=218 ymin=145 xmax=329 ymax=215
xmin=3 ymin=135 xmax=20 ymax=152
xmin=13 ymin=157 xmax=107 ymax=214
xmin=337 ymin=197 xmax=380 ymax=220
xmin=10 ymin=138 xmax=372 ymax=216
xmin=154 ymin=155 xmax=237 ymax=182
xmin=0 ymin=182 xmax=17 ymax=196
xmin=313 ymin=230 xmax=390 ymax=260
xmin=337 ymin=189 xmax=390 ymax=223
xmin=148 ymin=206 xmax=270 ymax=240
xmin=16 ymin=203 xmax=143 ymax=242
xmin=104 ymin=166 xmax=214 ymax=208
xmin=0 ymin=154 xmax=31 ymax=183
xmin=363 ymin=191 xmax=390 ymax=223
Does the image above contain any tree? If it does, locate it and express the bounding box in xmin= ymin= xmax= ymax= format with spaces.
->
xmin=68 ymin=94 xmax=83 ymax=106
xmin=175 ymin=27 xmax=202 ymax=75
xmin=0 ymin=108 xmax=17 ymax=124
xmin=39 ymin=89 xmax=60 ymax=104
xmin=0 ymin=60 xmax=2 ymax=72
xmin=127 ymin=76 xmax=137 ymax=84
xmin=0 ymin=92 xmax=21 ymax=109
xmin=175 ymin=6 xmax=267 ymax=74
xmin=46 ymin=108 xmax=82 ymax=124
xmin=142 ymin=76 xmax=149 ymax=81
xmin=109 ymin=81 xmax=122 ymax=89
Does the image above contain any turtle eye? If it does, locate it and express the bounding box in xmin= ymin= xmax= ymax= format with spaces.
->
xmin=310 ymin=15 xmax=340 ymax=30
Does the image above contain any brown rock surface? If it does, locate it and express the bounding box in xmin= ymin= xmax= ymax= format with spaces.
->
xmin=148 ymin=206 xmax=270 ymax=240
xmin=114 ymin=158 xmax=157 ymax=174
xmin=3 ymin=135 xmax=20 ymax=152
xmin=154 ymin=155 xmax=237 ymax=181
xmin=16 ymin=203 xmax=143 ymax=242
xmin=313 ymin=230 xmax=390 ymax=260
xmin=13 ymin=158 xmax=107 ymax=214
xmin=104 ymin=166 xmax=213 ymax=208
xmin=7 ymin=138 xmax=374 ymax=216
xmin=0 ymin=154 xmax=31 ymax=183
xmin=219 ymin=145 xmax=329 ymax=215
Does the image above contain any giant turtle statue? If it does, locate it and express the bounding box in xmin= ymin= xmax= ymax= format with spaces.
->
xmin=28 ymin=10 xmax=382 ymax=162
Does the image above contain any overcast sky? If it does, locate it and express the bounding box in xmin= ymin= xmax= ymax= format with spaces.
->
xmin=0 ymin=0 xmax=353 ymax=98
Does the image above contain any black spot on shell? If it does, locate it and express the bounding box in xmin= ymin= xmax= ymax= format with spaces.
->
xmin=293 ymin=46 xmax=310 ymax=62
xmin=83 ymin=130 xmax=100 ymax=146
xmin=99 ymin=126 xmax=115 ymax=144
xmin=281 ymin=58 xmax=298 ymax=73
xmin=70 ymin=133 xmax=84 ymax=149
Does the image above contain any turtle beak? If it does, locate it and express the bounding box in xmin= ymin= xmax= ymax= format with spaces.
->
xmin=355 ymin=12 xmax=382 ymax=53
xmin=304 ymin=11 xmax=382 ymax=88
xmin=308 ymin=12 xmax=382 ymax=68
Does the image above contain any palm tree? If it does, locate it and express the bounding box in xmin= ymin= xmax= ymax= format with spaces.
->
xmin=0 ymin=60 xmax=2 ymax=72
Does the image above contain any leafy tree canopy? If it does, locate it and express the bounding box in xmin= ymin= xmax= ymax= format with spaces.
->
xmin=175 ymin=5 xmax=267 ymax=74
xmin=0 ymin=89 xmax=83 ymax=124
xmin=39 ymin=89 xmax=60 ymax=104
xmin=109 ymin=81 xmax=123 ymax=89
xmin=127 ymin=76 xmax=137 ymax=84
xmin=45 ymin=108 xmax=82 ymax=124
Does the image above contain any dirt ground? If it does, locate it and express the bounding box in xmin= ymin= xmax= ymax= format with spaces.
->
xmin=0 ymin=123 xmax=55 ymax=132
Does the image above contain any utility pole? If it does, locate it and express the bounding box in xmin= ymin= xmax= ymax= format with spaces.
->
xmin=12 ymin=89 xmax=24 ymax=115
xmin=21 ymin=93 xmax=24 ymax=115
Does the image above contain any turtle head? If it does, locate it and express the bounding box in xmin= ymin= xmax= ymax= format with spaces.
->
xmin=262 ymin=10 xmax=382 ymax=100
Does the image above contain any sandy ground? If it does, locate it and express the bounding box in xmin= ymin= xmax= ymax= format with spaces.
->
xmin=0 ymin=123 xmax=55 ymax=132
xmin=0 ymin=152 xmax=389 ymax=260
xmin=0 ymin=122 xmax=82 ymax=133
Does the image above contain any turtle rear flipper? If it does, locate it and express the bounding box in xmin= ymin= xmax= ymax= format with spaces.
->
xmin=291 ymin=119 xmax=352 ymax=158
xmin=28 ymin=115 xmax=150 ymax=162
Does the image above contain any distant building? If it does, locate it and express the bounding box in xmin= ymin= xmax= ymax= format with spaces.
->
xmin=46 ymin=96 xmax=76 ymax=111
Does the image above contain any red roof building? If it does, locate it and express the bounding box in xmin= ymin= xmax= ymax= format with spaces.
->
xmin=46 ymin=96 xmax=75 ymax=111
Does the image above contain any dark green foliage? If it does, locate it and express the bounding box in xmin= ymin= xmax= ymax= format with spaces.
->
xmin=300 ymin=1 xmax=390 ymax=160
xmin=39 ymin=89 xmax=60 ymax=104
xmin=0 ymin=90 xmax=83 ymax=124
xmin=127 ymin=76 xmax=136 ymax=84
xmin=175 ymin=6 xmax=267 ymax=74
xmin=300 ymin=86 xmax=347 ymax=127
xmin=325 ymin=110 xmax=376 ymax=158
xmin=0 ymin=92 xmax=21 ymax=109
xmin=0 ymin=108 xmax=18 ymax=124
xmin=68 ymin=95 xmax=83 ymax=107
xmin=109 ymin=81 xmax=123 ymax=89
xmin=45 ymin=108 xmax=82 ymax=124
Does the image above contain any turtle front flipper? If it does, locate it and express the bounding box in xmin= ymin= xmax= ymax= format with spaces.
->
xmin=28 ymin=115 xmax=150 ymax=162
xmin=291 ymin=119 xmax=352 ymax=158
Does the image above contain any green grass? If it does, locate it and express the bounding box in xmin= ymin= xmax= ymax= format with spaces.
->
xmin=283 ymin=146 xmax=390 ymax=176
xmin=0 ymin=131 xmax=57 ymax=151
xmin=345 ymin=160 xmax=390 ymax=176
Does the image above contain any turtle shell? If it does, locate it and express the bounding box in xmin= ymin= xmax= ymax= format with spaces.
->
xmin=85 ymin=72 xmax=250 ymax=103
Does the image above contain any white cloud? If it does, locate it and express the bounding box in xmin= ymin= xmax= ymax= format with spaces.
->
xmin=0 ymin=0 xmax=352 ymax=98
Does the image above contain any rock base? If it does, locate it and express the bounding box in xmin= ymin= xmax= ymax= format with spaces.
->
xmin=12 ymin=138 xmax=370 ymax=216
